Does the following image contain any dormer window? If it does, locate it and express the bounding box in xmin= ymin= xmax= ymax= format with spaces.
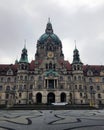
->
xmin=7 ymin=69 xmax=13 ymax=75
xmin=87 ymin=70 xmax=93 ymax=76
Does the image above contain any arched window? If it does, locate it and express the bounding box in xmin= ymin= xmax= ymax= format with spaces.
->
xmin=49 ymin=63 xmax=52 ymax=69
xmin=19 ymin=93 xmax=22 ymax=97
xmin=25 ymin=76 xmax=27 ymax=81
xmin=98 ymin=93 xmax=101 ymax=98
xmin=78 ymin=76 xmax=81 ymax=81
xmin=74 ymin=76 xmax=76 ymax=80
xmin=36 ymin=93 xmax=42 ymax=103
xmin=30 ymin=85 xmax=33 ymax=90
xmin=29 ymin=93 xmax=32 ymax=100
xmin=68 ymin=76 xmax=71 ymax=81
xmin=30 ymin=76 xmax=34 ymax=81
xmin=7 ymin=77 xmax=11 ymax=82
xmin=74 ymin=65 xmax=76 ymax=70
xmin=20 ymin=75 xmax=23 ymax=80
xmin=77 ymin=65 xmax=80 ymax=70
xmin=89 ymin=78 xmax=92 ymax=83
xmin=60 ymin=93 xmax=66 ymax=102
xmin=75 ymin=85 xmax=77 ymax=89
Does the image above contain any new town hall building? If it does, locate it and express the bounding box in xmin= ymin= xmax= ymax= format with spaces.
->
xmin=0 ymin=20 xmax=104 ymax=107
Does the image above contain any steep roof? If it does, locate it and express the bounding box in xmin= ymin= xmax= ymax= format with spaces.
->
xmin=83 ymin=65 xmax=103 ymax=76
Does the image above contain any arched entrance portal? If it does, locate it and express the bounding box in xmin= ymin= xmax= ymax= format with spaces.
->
xmin=60 ymin=93 xmax=66 ymax=102
xmin=47 ymin=92 xmax=55 ymax=104
xmin=36 ymin=93 xmax=42 ymax=104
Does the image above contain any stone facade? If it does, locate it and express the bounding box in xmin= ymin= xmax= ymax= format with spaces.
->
xmin=0 ymin=20 xmax=104 ymax=107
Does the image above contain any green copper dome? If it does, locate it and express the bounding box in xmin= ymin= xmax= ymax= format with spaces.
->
xmin=38 ymin=20 xmax=61 ymax=45
xmin=39 ymin=33 xmax=61 ymax=44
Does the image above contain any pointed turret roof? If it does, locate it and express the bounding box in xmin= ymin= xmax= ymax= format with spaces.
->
xmin=19 ymin=45 xmax=29 ymax=63
xmin=72 ymin=45 xmax=82 ymax=64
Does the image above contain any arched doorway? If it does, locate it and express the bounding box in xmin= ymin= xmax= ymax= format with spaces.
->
xmin=36 ymin=93 xmax=42 ymax=104
xmin=60 ymin=93 xmax=66 ymax=102
xmin=47 ymin=92 xmax=55 ymax=104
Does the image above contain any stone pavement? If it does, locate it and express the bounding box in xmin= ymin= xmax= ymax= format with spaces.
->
xmin=0 ymin=110 xmax=104 ymax=130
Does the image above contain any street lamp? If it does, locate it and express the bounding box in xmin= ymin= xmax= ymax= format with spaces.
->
xmin=90 ymin=89 xmax=96 ymax=107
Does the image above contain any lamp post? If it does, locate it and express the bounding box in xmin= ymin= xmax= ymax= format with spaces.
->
xmin=90 ymin=89 xmax=96 ymax=107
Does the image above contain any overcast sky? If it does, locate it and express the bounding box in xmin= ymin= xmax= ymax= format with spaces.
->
xmin=0 ymin=0 xmax=104 ymax=65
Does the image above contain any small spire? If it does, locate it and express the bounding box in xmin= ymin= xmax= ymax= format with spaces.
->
xmin=45 ymin=18 xmax=53 ymax=34
xmin=48 ymin=17 xmax=50 ymax=23
xmin=24 ymin=39 xmax=26 ymax=49
xmin=74 ymin=40 xmax=76 ymax=49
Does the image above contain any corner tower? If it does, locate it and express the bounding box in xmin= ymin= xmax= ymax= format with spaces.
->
xmin=35 ymin=19 xmax=64 ymax=60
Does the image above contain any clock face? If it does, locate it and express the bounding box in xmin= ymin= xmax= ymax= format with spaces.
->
xmin=48 ymin=52 xmax=54 ymax=58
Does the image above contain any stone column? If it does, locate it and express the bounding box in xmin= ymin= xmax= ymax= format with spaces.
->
xmin=57 ymin=80 xmax=58 ymax=89
xmin=54 ymin=80 xmax=55 ymax=88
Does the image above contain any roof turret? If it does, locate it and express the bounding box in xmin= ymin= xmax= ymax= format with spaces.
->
xmin=19 ymin=45 xmax=29 ymax=63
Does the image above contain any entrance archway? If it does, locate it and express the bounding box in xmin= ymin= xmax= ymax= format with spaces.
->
xmin=36 ymin=93 xmax=42 ymax=104
xmin=60 ymin=92 xmax=66 ymax=102
xmin=47 ymin=92 xmax=55 ymax=104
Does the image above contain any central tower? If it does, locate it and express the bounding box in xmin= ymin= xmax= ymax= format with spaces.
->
xmin=35 ymin=20 xmax=64 ymax=60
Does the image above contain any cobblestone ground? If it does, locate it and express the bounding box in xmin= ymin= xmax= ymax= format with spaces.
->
xmin=0 ymin=110 xmax=104 ymax=130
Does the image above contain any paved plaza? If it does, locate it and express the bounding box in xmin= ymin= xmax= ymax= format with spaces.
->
xmin=0 ymin=109 xmax=104 ymax=130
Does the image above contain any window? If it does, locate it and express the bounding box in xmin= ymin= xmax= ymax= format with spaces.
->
xmin=97 ymin=86 xmax=100 ymax=90
xmin=80 ymin=93 xmax=83 ymax=97
xmin=29 ymin=93 xmax=32 ymax=100
xmin=78 ymin=76 xmax=81 ymax=81
xmin=13 ymin=86 xmax=16 ymax=90
xmin=77 ymin=65 xmax=80 ymax=70
xmin=20 ymin=75 xmax=23 ymax=80
xmin=90 ymin=86 xmax=93 ymax=90
xmin=0 ymin=86 xmax=2 ymax=91
xmin=38 ymin=76 xmax=42 ymax=80
xmin=24 ymin=85 xmax=26 ymax=89
xmin=98 ymin=93 xmax=101 ymax=98
xmin=89 ymin=78 xmax=92 ymax=83
xmin=6 ymin=86 xmax=10 ymax=91
xmin=68 ymin=76 xmax=71 ymax=81
xmin=30 ymin=85 xmax=33 ymax=90
xmin=25 ymin=76 xmax=27 ymax=81
xmin=38 ymin=85 xmax=41 ymax=89
xmin=1 ymin=77 xmax=4 ymax=82
xmin=7 ymin=77 xmax=11 ymax=82
xmin=30 ymin=76 xmax=34 ymax=81
xmin=79 ymin=85 xmax=82 ymax=90
xmin=60 ymin=76 xmax=63 ymax=80
xmin=6 ymin=93 xmax=9 ymax=99
xmin=75 ymin=85 xmax=77 ymax=89
xmin=74 ymin=65 xmax=76 ymax=70
xmin=19 ymin=93 xmax=22 ymax=97
xmin=19 ymin=86 xmax=23 ymax=91
xmin=74 ymin=76 xmax=76 ymax=80
xmin=49 ymin=63 xmax=52 ymax=69
xmin=60 ymin=85 xmax=63 ymax=89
